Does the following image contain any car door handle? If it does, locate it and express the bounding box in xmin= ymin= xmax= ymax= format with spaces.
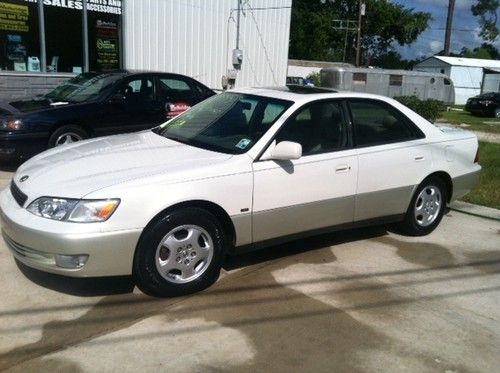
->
xmin=414 ymin=156 xmax=425 ymax=161
xmin=335 ymin=165 xmax=351 ymax=173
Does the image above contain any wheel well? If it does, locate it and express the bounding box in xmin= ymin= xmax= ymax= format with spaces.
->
xmin=423 ymin=171 xmax=453 ymax=203
xmin=140 ymin=200 xmax=236 ymax=246
xmin=50 ymin=122 xmax=93 ymax=138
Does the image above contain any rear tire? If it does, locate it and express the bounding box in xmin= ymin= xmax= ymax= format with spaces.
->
xmin=133 ymin=208 xmax=226 ymax=297
xmin=400 ymin=176 xmax=447 ymax=236
xmin=494 ymin=108 xmax=500 ymax=118
xmin=48 ymin=125 xmax=88 ymax=148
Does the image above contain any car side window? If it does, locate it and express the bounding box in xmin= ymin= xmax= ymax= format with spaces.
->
xmin=349 ymin=100 xmax=417 ymax=147
xmin=159 ymin=78 xmax=194 ymax=101
xmin=275 ymin=101 xmax=348 ymax=156
xmin=118 ymin=78 xmax=154 ymax=102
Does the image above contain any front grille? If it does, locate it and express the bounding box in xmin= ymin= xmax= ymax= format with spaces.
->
xmin=10 ymin=181 xmax=28 ymax=207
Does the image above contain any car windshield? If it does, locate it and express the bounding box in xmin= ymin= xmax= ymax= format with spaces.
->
xmin=45 ymin=73 xmax=123 ymax=103
xmin=155 ymin=92 xmax=293 ymax=154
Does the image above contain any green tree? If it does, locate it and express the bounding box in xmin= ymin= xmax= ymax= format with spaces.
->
xmin=289 ymin=0 xmax=431 ymax=65
xmin=456 ymin=43 xmax=500 ymax=59
xmin=471 ymin=0 xmax=499 ymax=42
xmin=370 ymin=50 xmax=424 ymax=69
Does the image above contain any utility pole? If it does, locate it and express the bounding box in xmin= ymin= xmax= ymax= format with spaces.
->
xmin=444 ymin=0 xmax=455 ymax=56
xmin=355 ymin=1 xmax=365 ymax=67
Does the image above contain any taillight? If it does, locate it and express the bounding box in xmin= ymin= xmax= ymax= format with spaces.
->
xmin=474 ymin=147 xmax=479 ymax=163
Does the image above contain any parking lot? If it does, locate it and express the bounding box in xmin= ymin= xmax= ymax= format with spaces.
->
xmin=0 ymin=170 xmax=499 ymax=373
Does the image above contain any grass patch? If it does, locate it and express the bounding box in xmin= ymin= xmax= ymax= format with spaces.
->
xmin=461 ymin=141 xmax=500 ymax=209
xmin=437 ymin=110 xmax=500 ymax=134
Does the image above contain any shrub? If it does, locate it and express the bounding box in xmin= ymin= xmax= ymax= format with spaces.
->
xmin=306 ymin=72 xmax=321 ymax=87
xmin=394 ymin=96 xmax=444 ymax=122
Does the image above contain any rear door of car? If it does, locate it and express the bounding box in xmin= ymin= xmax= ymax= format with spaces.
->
xmin=347 ymin=98 xmax=431 ymax=222
xmin=156 ymin=75 xmax=209 ymax=120
xmin=252 ymin=99 xmax=358 ymax=243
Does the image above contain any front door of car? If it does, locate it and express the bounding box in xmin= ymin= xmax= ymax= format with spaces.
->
xmin=98 ymin=75 xmax=162 ymax=136
xmin=252 ymin=100 xmax=358 ymax=243
xmin=347 ymin=99 xmax=432 ymax=221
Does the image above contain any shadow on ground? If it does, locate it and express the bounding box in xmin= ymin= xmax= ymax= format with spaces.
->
xmin=14 ymin=225 xmax=390 ymax=297
xmin=2 ymin=224 xmax=497 ymax=371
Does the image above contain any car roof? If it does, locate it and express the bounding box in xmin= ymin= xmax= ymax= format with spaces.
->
xmin=84 ymin=70 xmax=198 ymax=79
xmin=231 ymin=85 xmax=396 ymax=104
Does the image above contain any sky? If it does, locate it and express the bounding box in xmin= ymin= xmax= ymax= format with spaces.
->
xmin=392 ymin=0 xmax=500 ymax=59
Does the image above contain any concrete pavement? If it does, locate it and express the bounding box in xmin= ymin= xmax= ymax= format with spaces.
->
xmin=0 ymin=172 xmax=499 ymax=372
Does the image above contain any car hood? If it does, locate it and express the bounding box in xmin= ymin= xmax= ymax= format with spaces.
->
xmin=8 ymin=97 xmax=55 ymax=113
xmin=14 ymin=131 xmax=233 ymax=200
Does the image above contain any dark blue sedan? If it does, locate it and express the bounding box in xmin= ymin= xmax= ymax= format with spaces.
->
xmin=0 ymin=71 xmax=215 ymax=163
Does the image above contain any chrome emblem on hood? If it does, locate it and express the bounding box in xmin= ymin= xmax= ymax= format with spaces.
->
xmin=19 ymin=175 xmax=29 ymax=182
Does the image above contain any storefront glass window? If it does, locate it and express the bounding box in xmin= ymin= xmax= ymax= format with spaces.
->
xmin=0 ymin=0 xmax=122 ymax=73
xmin=0 ymin=0 xmax=40 ymax=71
xmin=45 ymin=4 xmax=83 ymax=73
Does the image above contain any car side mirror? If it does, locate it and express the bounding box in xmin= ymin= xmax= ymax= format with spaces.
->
xmin=109 ymin=93 xmax=126 ymax=105
xmin=261 ymin=141 xmax=302 ymax=161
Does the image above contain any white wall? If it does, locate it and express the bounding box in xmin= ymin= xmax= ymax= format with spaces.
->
xmin=123 ymin=0 xmax=292 ymax=89
xmin=415 ymin=58 xmax=488 ymax=104
xmin=287 ymin=65 xmax=322 ymax=78
xmin=450 ymin=66 xmax=484 ymax=104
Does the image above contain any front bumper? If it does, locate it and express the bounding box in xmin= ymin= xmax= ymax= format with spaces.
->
xmin=0 ymin=131 xmax=49 ymax=163
xmin=0 ymin=187 xmax=142 ymax=277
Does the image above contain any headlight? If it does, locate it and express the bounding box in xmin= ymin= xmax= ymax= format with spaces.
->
xmin=479 ymin=100 xmax=494 ymax=105
xmin=27 ymin=197 xmax=120 ymax=222
xmin=68 ymin=199 xmax=120 ymax=222
xmin=1 ymin=119 xmax=23 ymax=130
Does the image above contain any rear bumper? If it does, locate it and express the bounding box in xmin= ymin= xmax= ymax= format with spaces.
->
xmin=451 ymin=168 xmax=481 ymax=201
xmin=464 ymin=104 xmax=495 ymax=117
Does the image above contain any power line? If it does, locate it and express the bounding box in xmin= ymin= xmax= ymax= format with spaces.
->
xmin=244 ymin=1 xmax=279 ymax=85
xmin=431 ymin=27 xmax=478 ymax=32
xmin=233 ymin=6 xmax=292 ymax=11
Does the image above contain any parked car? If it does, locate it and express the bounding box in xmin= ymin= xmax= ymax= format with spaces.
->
xmin=0 ymin=71 xmax=215 ymax=162
xmin=1 ymin=86 xmax=481 ymax=297
xmin=465 ymin=92 xmax=500 ymax=117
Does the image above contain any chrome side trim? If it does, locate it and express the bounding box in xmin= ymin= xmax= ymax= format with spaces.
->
xmin=354 ymin=185 xmax=415 ymax=221
xmin=252 ymin=196 xmax=355 ymax=242
xmin=451 ymin=170 xmax=481 ymax=201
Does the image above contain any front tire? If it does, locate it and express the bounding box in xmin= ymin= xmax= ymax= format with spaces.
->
xmin=48 ymin=125 xmax=88 ymax=148
xmin=400 ymin=177 xmax=447 ymax=236
xmin=133 ymin=208 xmax=226 ymax=297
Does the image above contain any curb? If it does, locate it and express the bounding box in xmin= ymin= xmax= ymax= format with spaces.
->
xmin=449 ymin=201 xmax=500 ymax=221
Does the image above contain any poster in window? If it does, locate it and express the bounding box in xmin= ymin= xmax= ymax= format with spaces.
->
xmin=96 ymin=19 xmax=119 ymax=71
xmin=0 ymin=2 xmax=29 ymax=32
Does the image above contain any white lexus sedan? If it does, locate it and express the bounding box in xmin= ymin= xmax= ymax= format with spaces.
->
xmin=0 ymin=87 xmax=480 ymax=297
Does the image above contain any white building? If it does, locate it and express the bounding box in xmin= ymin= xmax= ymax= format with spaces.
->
xmin=124 ymin=0 xmax=292 ymax=89
xmin=414 ymin=56 xmax=500 ymax=105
